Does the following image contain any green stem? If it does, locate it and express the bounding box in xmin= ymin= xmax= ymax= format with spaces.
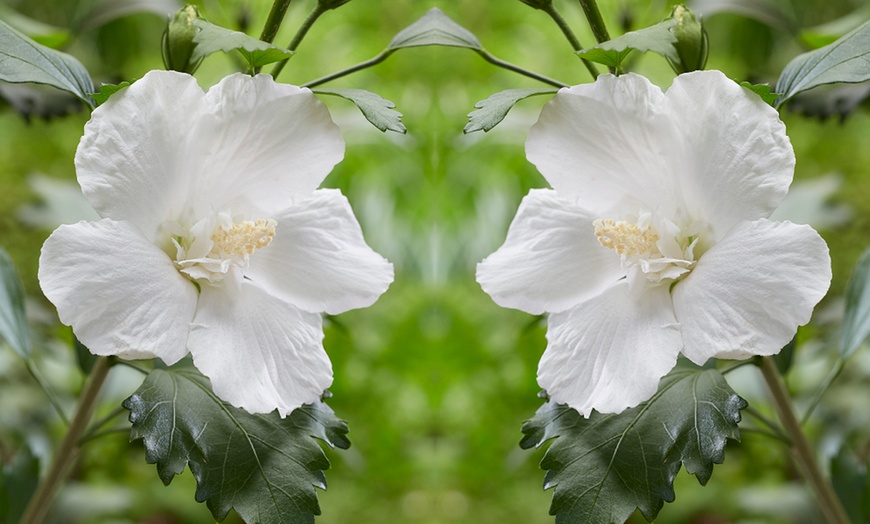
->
xmin=19 ymin=357 xmax=112 ymax=524
xmin=25 ymin=361 xmax=69 ymax=426
xmin=271 ymin=4 xmax=328 ymax=79
xmin=112 ymin=359 xmax=149 ymax=375
xmin=259 ymin=0 xmax=294 ymax=44
xmin=302 ymin=49 xmax=393 ymax=88
xmin=739 ymin=427 xmax=792 ymax=444
xmin=576 ymin=0 xmax=611 ymax=43
xmin=476 ymin=49 xmax=569 ymax=88
xmin=758 ymin=357 xmax=850 ymax=524
xmin=540 ymin=3 xmax=598 ymax=79
xmin=800 ymin=359 xmax=844 ymax=426
xmin=79 ymin=405 xmax=128 ymax=445
xmin=742 ymin=405 xmax=789 ymax=442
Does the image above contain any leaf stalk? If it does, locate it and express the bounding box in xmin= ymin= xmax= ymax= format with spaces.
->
xmin=540 ymin=3 xmax=598 ymax=79
xmin=576 ymin=0 xmax=615 ymax=74
xmin=758 ymin=357 xmax=850 ymax=524
xmin=476 ymin=50 xmax=569 ymax=88
xmin=272 ymin=4 xmax=329 ymax=79
xmin=19 ymin=357 xmax=112 ymax=524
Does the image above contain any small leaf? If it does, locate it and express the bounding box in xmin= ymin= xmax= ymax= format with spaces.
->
xmin=521 ymin=366 xmax=746 ymax=523
xmin=92 ymin=81 xmax=132 ymax=105
xmin=73 ymin=335 xmax=97 ymax=375
xmin=314 ymin=88 xmax=406 ymax=133
xmin=191 ymin=19 xmax=293 ymax=69
xmin=577 ymin=19 xmax=678 ymax=69
xmin=0 ymin=19 xmax=95 ymax=107
xmin=775 ymin=20 xmax=870 ymax=107
xmin=123 ymin=368 xmax=349 ymax=524
xmin=739 ymin=81 xmax=780 ymax=106
xmin=841 ymin=247 xmax=870 ymax=358
xmin=465 ymin=88 xmax=557 ymax=133
xmin=388 ymin=8 xmax=482 ymax=51
xmin=1 ymin=446 xmax=39 ymax=524
xmin=0 ymin=247 xmax=31 ymax=358
xmin=772 ymin=337 xmax=796 ymax=374
xmin=830 ymin=446 xmax=868 ymax=524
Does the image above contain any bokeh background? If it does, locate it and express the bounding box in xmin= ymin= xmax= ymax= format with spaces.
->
xmin=1 ymin=0 xmax=869 ymax=522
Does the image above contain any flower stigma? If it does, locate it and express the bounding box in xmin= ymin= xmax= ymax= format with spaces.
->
xmin=593 ymin=211 xmax=701 ymax=285
xmin=166 ymin=212 xmax=277 ymax=284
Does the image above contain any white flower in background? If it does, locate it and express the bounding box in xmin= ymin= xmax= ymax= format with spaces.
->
xmin=39 ymin=71 xmax=393 ymax=416
xmin=477 ymin=71 xmax=831 ymax=417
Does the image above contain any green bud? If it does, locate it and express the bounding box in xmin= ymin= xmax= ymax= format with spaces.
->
xmin=162 ymin=5 xmax=202 ymax=74
xmin=667 ymin=5 xmax=708 ymax=74
xmin=317 ymin=0 xmax=353 ymax=10
xmin=516 ymin=0 xmax=553 ymax=9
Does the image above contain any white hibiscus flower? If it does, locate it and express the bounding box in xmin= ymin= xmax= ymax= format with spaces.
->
xmin=39 ymin=71 xmax=393 ymax=416
xmin=477 ymin=71 xmax=831 ymax=417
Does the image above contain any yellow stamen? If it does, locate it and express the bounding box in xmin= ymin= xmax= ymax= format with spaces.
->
xmin=211 ymin=219 xmax=277 ymax=257
xmin=593 ymin=218 xmax=659 ymax=257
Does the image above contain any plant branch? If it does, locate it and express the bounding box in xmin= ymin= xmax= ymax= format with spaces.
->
xmin=800 ymin=359 xmax=844 ymax=426
xmin=758 ymin=357 xmax=850 ymax=524
xmin=19 ymin=357 xmax=112 ymax=524
xmin=302 ymin=49 xmax=393 ymax=88
xmin=271 ymin=4 xmax=329 ymax=79
xmin=742 ymin=404 xmax=788 ymax=442
xmin=576 ymin=0 xmax=610 ymax=43
xmin=259 ymin=0 xmax=294 ymax=44
xmin=476 ymin=50 xmax=569 ymax=88
xmin=25 ymin=360 xmax=69 ymax=426
xmin=540 ymin=3 xmax=598 ymax=79
xmin=79 ymin=405 xmax=128 ymax=445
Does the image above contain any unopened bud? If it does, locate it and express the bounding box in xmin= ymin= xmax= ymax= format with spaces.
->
xmin=162 ymin=5 xmax=202 ymax=74
xmin=517 ymin=0 xmax=553 ymax=9
xmin=317 ymin=0 xmax=353 ymax=10
xmin=668 ymin=5 xmax=708 ymax=74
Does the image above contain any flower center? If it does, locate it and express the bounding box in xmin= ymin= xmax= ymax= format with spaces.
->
xmin=167 ymin=212 xmax=277 ymax=284
xmin=593 ymin=212 xmax=700 ymax=285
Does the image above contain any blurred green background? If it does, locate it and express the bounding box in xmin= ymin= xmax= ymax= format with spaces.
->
xmin=1 ymin=0 xmax=869 ymax=523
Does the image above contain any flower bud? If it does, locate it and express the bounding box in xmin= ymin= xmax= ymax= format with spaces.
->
xmin=162 ymin=5 xmax=202 ymax=74
xmin=317 ymin=0 xmax=353 ymax=10
xmin=516 ymin=0 xmax=553 ymax=9
xmin=667 ymin=5 xmax=708 ymax=74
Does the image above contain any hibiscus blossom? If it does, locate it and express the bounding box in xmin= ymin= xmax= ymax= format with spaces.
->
xmin=477 ymin=71 xmax=831 ymax=417
xmin=39 ymin=71 xmax=393 ymax=416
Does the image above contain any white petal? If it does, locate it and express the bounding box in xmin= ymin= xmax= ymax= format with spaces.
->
xmin=525 ymin=74 xmax=680 ymax=217
xmin=188 ymin=280 xmax=332 ymax=417
xmin=538 ymin=281 xmax=682 ymax=417
xmin=75 ymin=71 xmax=208 ymax=242
xmin=189 ymin=74 xmax=344 ymax=218
xmin=664 ymin=71 xmax=795 ymax=240
xmin=38 ymin=219 xmax=197 ymax=364
xmin=477 ymin=189 xmax=623 ymax=315
xmin=246 ymin=189 xmax=393 ymax=315
xmin=673 ymin=219 xmax=831 ymax=363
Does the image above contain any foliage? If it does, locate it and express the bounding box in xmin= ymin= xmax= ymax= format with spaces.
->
xmin=465 ymin=89 xmax=556 ymax=133
xmin=124 ymin=367 xmax=349 ymax=523
xmin=0 ymin=248 xmax=30 ymax=358
xmin=191 ymin=19 xmax=293 ymax=69
xmin=314 ymin=89 xmax=406 ymax=133
xmin=576 ymin=19 xmax=678 ymax=69
xmin=841 ymin=247 xmax=870 ymax=358
xmin=388 ymin=8 xmax=482 ymax=51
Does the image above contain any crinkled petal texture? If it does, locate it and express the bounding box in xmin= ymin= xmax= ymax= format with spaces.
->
xmin=76 ymin=71 xmax=344 ymax=241
xmin=476 ymin=189 xmax=623 ymax=315
xmin=39 ymin=219 xmax=197 ymax=364
xmin=538 ymin=282 xmax=682 ymax=416
xmin=246 ymin=189 xmax=394 ymax=315
xmin=673 ymin=219 xmax=831 ymax=363
xmin=526 ymin=71 xmax=795 ymax=237
xmin=189 ymin=281 xmax=332 ymax=417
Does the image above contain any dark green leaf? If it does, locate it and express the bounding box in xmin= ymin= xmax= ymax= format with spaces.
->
xmin=0 ymin=19 xmax=95 ymax=107
xmin=739 ymin=81 xmax=780 ymax=106
xmin=73 ymin=334 xmax=97 ymax=375
xmin=830 ymin=446 xmax=868 ymax=524
xmin=841 ymin=247 xmax=870 ymax=358
xmin=74 ymin=0 xmax=180 ymax=32
xmin=798 ymin=6 xmax=870 ymax=49
xmin=1 ymin=446 xmax=39 ymax=524
xmin=314 ymin=88 xmax=406 ymax=133
xmin=577 ymin=19 xmax=678 ymax=69
xmin=773 ymin=337 xmax=796 ymax=374
xmin=123 ymin=368 xmax=349 ymax=524
xmin=192 ymin=19 xmax=293 ymax=69
xmin=521 ymin=366 xmax=746 ymax=523
xmin=465 ymin=88 xmax=556 ymax=133
xmin=775 ymin=20 xmax=870 ymax=107
xmin=388 ymin=8 xmax=482 ymax=51
xmin=0 ymin=248 xmax=31 ymax=358
xmin=92 ymin=81 xmax=132 ymax=106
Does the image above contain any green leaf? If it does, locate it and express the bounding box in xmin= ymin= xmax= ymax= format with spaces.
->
xmin=521 ymin=366 xmax=746 ymax=523
xmin=92 ymin=81 xmax=132 ymax=106
xmin=465 ymin=88 xmax=556 ymax=133
xmin=0 ymin=19 xmax=95 ymax=107
xmin=0 ymin=248 xmax=31 ymax=358
xmin=775 ymin=20 xmax=870 ymax=107
xmin=841 ymin=247 xmax=870 ymax=358
xmin=1 ymin=446 xmax=39 ymax=524
xmin=830 ymin=446 xmax=868 ymax=524
xmin=577 ymin=19 xmax=678 ymax=69
xmin=73 ymin=334 xmax=97 ymax=375
xmin=388 ymin=8 xmax=482 ymax=51
xmin=0 ymin=5 xmax=70 ymax=48
xmin=739 ymin=81 xmax=780 ymax=106
xmin=74 ymin=0 xmax=180 ymax=32
xmin=773 ymin=337 xmax=796 ymax=374
xmin=191 ymin=19 xmax=293 ymax=69
xmin=314 ymin=88 xmax=406 ymax=133
xmin=123 ymin=368 xmax=349 ymax=524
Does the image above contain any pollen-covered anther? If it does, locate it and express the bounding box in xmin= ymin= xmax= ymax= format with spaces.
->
xmin=211 ymin=218 xmax=277 ymax=257
xmin=593 ymin=218 xmax=659 ymax=257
